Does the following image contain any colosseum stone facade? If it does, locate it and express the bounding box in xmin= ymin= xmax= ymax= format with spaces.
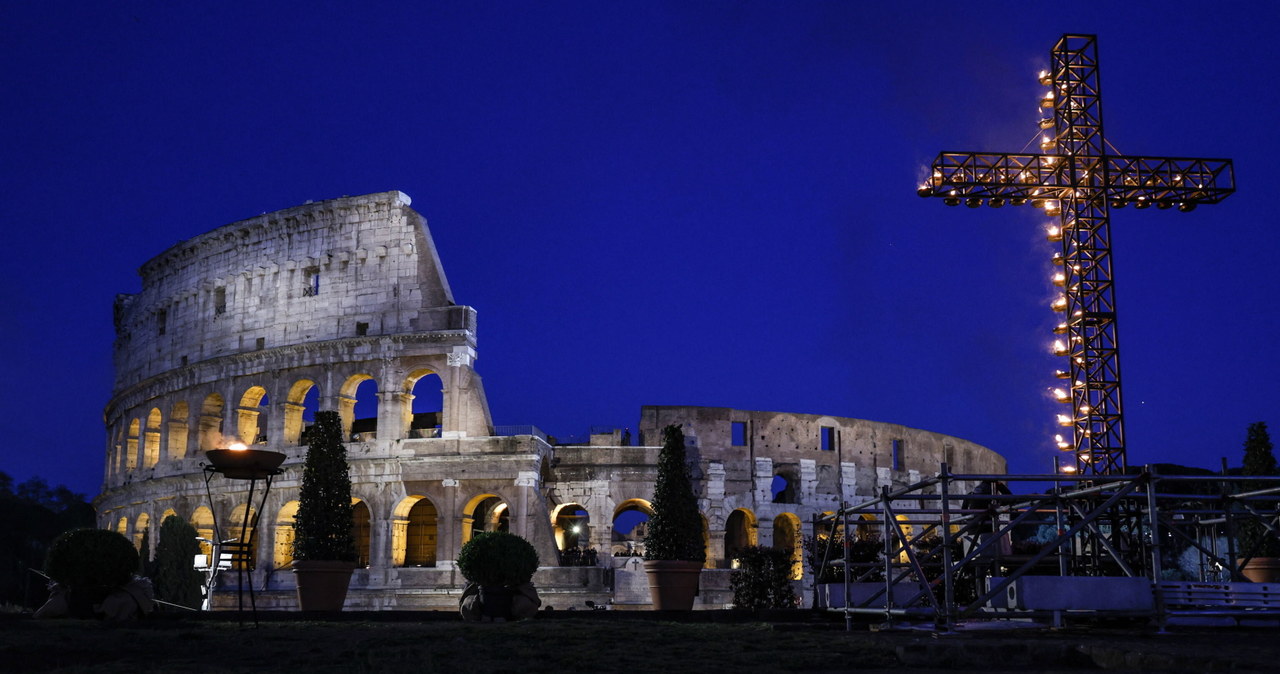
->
xmin=96 ymin=191 xmax=1006 ymax=609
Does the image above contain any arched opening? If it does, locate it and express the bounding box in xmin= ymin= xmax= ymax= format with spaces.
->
xmin=350 ymin=378 xmax=379 ymax=442
xmin=159 ymin=508 xmax=178 ymax=530
xmin=772 ymin=464 xmax=800 ymax=504
xmin=134 ymin=512 xmax=152 ymax=554
xmin=126 ymin=419 xmax=140 ymax=470
xmin=611 ymin=499 xmax=653 ymax=557
xmin=190 ymin=507 xmax=215 ymax=557
xmin=273 ymin=501 xmax=300 ymax=569
xmin=237 ymin=386 xmax=268 ymax=445
xmin=551 ymin=503 xmax=591 ymax=565
xmin=198 ymin=393 xmax=225 ymax=450
xmin=168 ymin=401 xmax=189 ymax=460
xmin=284 ymin=380 xmax=319 ymax=445
xmin=337 ymin=374 xmax=376 ymax=441
xmin=724 ymin=508 xmax=757 ymax=568
xmin=352 ymin=499 xmax=372 ymax=568
xmin=143 ymin=409 xmax=162 ymax=468
xmin=228 ymin=503 xmax=258 ymax=570
xmin=773 ymin=513 xmax=803 ymax=580
xmin=462 ymin=494 xmax=509 ymax=545
xmin=116 ymin=516 xmax=128 ymax=535
xmin=392 ymin=496 xmax=438 ymax=567
xmin=404 ymin=369 xmax=443 ymax=438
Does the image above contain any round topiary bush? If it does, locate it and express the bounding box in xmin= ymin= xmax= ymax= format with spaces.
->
xmin=456 ymin=532 xmax=539 ymax=587
xmin=45 ymin=528 xmax=139 ymax=592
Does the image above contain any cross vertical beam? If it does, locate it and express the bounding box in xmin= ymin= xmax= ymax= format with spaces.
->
xmin=917 ymin=34 xmax=1235 ymax=476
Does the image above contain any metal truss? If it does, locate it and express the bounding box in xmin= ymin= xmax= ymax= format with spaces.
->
xmin=917 ymin=34 xmax=1235 ymax=475
xmin=811 ymin=466 xmax=1280 ymax=632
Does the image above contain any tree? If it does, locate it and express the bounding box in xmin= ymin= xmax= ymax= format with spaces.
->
xmin=644 ymin=425 xmax=705 ymax=562
xmin=152 ymin=515 xmax=203 ymax=609
xmin=1239 ymin=421 xmax=1280 ymax=558
xmin=291 ymin=411 xmax=357 ymax=562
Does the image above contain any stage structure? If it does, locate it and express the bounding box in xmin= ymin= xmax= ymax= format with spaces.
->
xmin=917 ymin=34 xmax=1235 ymax=475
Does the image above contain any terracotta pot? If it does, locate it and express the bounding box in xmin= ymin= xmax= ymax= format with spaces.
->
xmin=643 ymin=560 xmax=702 ymax=610
xmin=1238 ymin=557 xmax=1280 ymax=583
xmin=293 ymin=560 xmax=357 ymax=611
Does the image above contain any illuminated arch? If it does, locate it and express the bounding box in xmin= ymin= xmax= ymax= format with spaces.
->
xmin=551 ymin=503 xmax=589 ymax=552
xmin=273 ymin=501 xmax=300 ymax=568
xmin=236 ymin=385 xmax=268 ymax=445
xmin=336 ymin=374 xmax=376 ymax=440
xmin=143 ymin=408 xmax=162 ymax=468
xmin=724 ymin=508 xmax=758 ymax=567
xmin=190 ymin=506 xmax=215 ymax=557
xmin=228 ymin=503 xmax=258 ymax=570
xmin=283 ymin=379 xmax=319 ymax=445
xmin=403 ymin=368 xmax=443 ymax=438
xmin=116 ymin=516 xmax=128 ymax=535
xmin=610 ymin=499 xmax=654 ymax=558
xmin=772 ymin=513 xmax=803 ymax=580
xmin=160 ymin=508 xmax=178 ymax=523
xmin=461 ymin=493 xmax=509 ymax=545
xmin=392 ymin=495 xmax=438 ymax=567
xmin=126 ymin=419 xmax=140 ymax=470
xmin=198 ymin=393 xmax=225 ymax=451
xmin=352 ymin=499 xmax=372 ymax=567
xmin=134 ymin=512 xmax=151 ymax=551
xmin=168 ymin=401 xmax=189 ymax=460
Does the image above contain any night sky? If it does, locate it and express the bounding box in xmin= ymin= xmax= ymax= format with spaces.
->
xmin=4 ymin=2 xmax=1277 ymax=499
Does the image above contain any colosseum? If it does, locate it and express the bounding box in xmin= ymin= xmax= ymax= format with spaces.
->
xmin=96 ymin=191 xmax=1007 ymax=609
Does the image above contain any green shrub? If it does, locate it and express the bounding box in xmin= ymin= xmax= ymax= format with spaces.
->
xmin=152 ymin=515 xmax=204 ymax=609
xmin=457 ymin=531 xmax=539 ymax=587
xmin=730 ymin=546 xmax=797 ymax=610
xmin=45 ymin=528 xmax=138 ymax=591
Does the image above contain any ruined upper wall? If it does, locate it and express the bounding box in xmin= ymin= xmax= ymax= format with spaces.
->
xmin=639 ymin=405 xmax=1006 ymax=481
xmin=111 ymin=192 xmax=466 ymax=391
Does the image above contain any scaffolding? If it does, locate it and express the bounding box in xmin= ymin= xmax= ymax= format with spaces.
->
xmin=810 ymin=464 xmax=1280 ymax=631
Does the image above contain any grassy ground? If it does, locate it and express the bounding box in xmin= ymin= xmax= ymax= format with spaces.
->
xmin=1 ymin=612 xmax=1276 ymax=673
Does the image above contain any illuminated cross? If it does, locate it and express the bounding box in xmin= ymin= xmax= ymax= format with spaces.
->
xmin=918 ymin=34 xmax=1234 ymax=475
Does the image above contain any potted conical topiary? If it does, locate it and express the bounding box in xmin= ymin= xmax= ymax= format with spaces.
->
xmin=643 ymin=424 xmax=706 ymax=610
xmin=291 ymin=410 xmax=358 ymax=611
xmin=1238 ymin=422 xmax=1280 ymax=582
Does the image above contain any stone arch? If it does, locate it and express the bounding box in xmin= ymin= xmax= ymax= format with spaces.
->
xmin=403 ymin=368 xmax=443 ymax=438
xmin=228 ymin=503 xmax=258 ymax=570
xmin=349 ymin=378 xmax=380 ymax=441
xmin=611 ymin=498 xmax=653 ymax=557
xmin=724 ymin=508 xmax=757 ymax=567
xmin=236 ymin=385 xmax=268 ymax=445
xmin=352 ymin=499 xmax=372 ymax=568
xmin=143 ymin=408 xmax=162 ymax=468
xmin=392 ymin=495 xmax=438 ymax=567
xmin=134 ymin=512 xmax=151 ymax=551
xmin=190 ymin=506 xmax=215 ymax=557
xmin=461 ymin=493 xmax=509 ymax=545
xmin=773 ymin=513 xmax=803 ymax=580
xmin=550 ymin=502 xmax=590 ymax=553
xmin=338 ymin=373 xmax=376 ymax=440
xmin=273 ymin=500 xmax=300 ymax=569
xmin=116 ymin=516 xmax=128 ymax=535
xmin=126 ymin=419 xmax=140 ymax=470
xmin=772 ymin=463 xmax=800 ymax=504
xmin=283 ymin=379 xmax=319 ymax=445
xmin=168 ymin=401 xmax=190 ymax=460
xmin=198 ymin=393 xmax=225 ymax=451
xmin=160 ymin=507 xmax=178 ymax=524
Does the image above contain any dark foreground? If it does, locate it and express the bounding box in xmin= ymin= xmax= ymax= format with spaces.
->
xmin=0 ymin=611 xmax=1275 ymax=673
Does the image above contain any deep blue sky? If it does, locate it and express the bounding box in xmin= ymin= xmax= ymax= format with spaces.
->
xmin=3 ymin=2 xmax=1277 ymax=498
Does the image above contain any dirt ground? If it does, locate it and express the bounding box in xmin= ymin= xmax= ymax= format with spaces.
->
xmin=1 ymin=611 xmax=1276 ymax=673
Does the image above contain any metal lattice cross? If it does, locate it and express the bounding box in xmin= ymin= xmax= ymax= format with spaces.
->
xmin=918 ymin=34 xmax=1235 ymax=475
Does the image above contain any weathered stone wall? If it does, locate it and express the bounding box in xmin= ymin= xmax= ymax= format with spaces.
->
xmin=95 ymin=193 xmax=1007 ymax=611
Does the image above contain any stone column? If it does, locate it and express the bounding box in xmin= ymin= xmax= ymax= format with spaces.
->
xmin=376 ymin=390 xmax=406 ymax=441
